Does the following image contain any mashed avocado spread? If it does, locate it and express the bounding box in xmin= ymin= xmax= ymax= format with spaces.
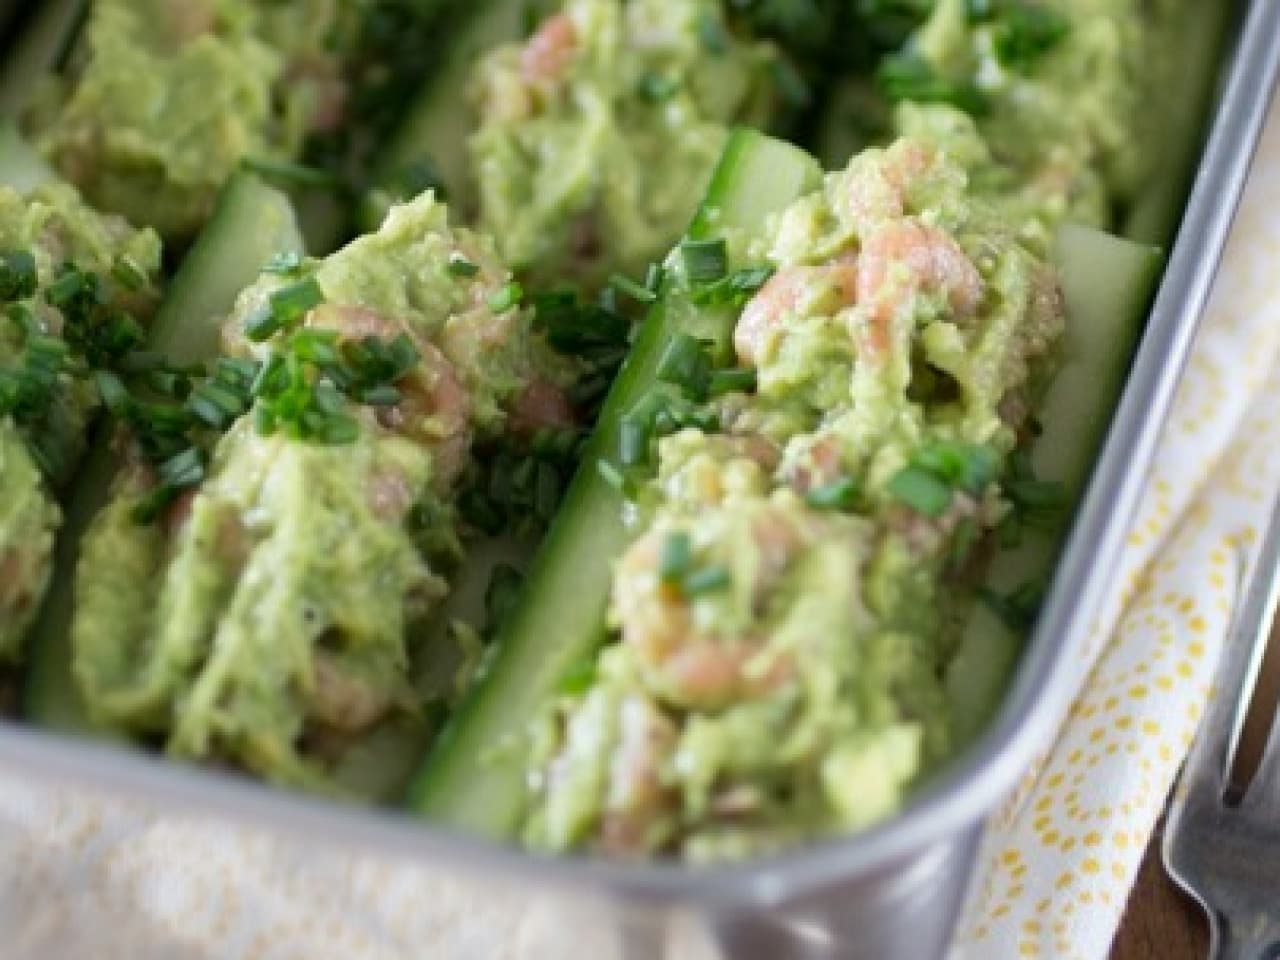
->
xmin=469 ymin=0 xmax=777 ymax=286
xmin=524 ymin=137 xmax=1063 ymax=860
xmin=0 ymin=181 xmax=161 ymax=660
xmin=72 ymin=193 xmax=573 ymax=793
xmin=26 ymin=0 xmax=361 ymax=239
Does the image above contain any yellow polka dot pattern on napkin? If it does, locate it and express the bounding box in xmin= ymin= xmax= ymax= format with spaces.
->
xmin=4 ymin=79 xmax=1280 ymax=960
xmin=951 ymin=97 xmax=1280 ymax=959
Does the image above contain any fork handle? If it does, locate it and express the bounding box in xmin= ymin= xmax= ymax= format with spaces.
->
xmin=1210 ymin=913 xmax=1280 ymax=960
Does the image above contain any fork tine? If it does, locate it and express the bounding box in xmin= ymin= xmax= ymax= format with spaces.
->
xmin=1172 ymin=494 xmax=1280 ymax=806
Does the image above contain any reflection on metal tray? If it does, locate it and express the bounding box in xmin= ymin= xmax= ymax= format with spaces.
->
xmin=2 ymin=2 xmax=1279 ymax=958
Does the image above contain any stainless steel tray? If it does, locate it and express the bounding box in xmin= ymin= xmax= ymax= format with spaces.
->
xmin=4 ymin=3 xmax=1279 ymax=958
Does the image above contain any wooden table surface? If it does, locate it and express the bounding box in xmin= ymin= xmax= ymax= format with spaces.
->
xmin=1109 ymin=613 xmax=1280 ymax=959
xmin=1111 ymin=826 xmax=1206 ymax=959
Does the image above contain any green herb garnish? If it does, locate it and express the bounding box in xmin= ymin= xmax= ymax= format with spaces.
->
xmin=680 ymin=238 xmax=729 ymax=284
xmin=887 ymin=464 xmax=953 ymax=516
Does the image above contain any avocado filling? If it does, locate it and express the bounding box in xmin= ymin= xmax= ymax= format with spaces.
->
xmin=523 ymin=138 xmax=1064 ymax=860
xmin=0 ymin=182 xmax=161 ymax=661
xmin=71 ymin=193 xmax=574 ymax=794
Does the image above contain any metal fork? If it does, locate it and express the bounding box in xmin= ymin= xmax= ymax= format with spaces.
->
xmin=1164 ymin=495 xmax=1280 ymax=960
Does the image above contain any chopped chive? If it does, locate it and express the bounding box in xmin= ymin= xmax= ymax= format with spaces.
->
xmin=950 ymin=516 xmax=979 ymax=568
xmin=271 ymin=277 xmax=325 ymax=323
xmin=644 ymin=262 xmax=666 ymax=295
xmin=447 ymin=255 xmax=480 ymax=278
xmin=708 ymin=367 xmax=757 ymax=397
xmin=312 ymin=412 xmax=360 ymax=445
xmin=242 ymin=155 xmax=339 ymax=188
xmin=111 ymin=254 xmax=149 ymax=291
xmin=618 ymin=415 xmax=650 ymax=467
xmin=609 ymin=272 xmax=658 ymax=305
xmin=159 ymin=446 xmax=207 ymax=488
xmin=312 ymin=380 xmax=347 ymax=416
xmin=93 ymin=369 xmax=130 ymax=414
xmin=876 ymin=52 xmax=990 ymax=115
xmin=805 ymin=475 xmax=860 ymax=511
xmin=186 ymin=381 xmax=246 ymax=429
xmin=659 ymin=531 xmax=693 ymax=586
xmin=638 ymin=71 xmax=679 ymax=101
xmin=912 ymin=440 xmax=999 ymax=494
xmin=242 ymin=304 xmax=281 ymax=342
xmin=357 ymin=384 xmax=401 ymax=406
xmin=290 ymin=328 xmax=340 ymax=365
xmin=484 ymin=563 xmax=525 ymax=630
xmin=680 ymin=238 xmax=728 ymax=284
xmin=0 ymin=250 xmax=37 ymax=301
xmin=131 ymin=485 xmax=179 ymax=525
xmin=992 ymin=5 xmax=1070 ymax=71
xmin=656 ymin=333 xmax=711 ymax=399
xmin=1005 ymin=478 xmax=1067 ymax=509
xmin=254 ymin=404 xmax=277 ymax=435
xmin=683 ymin=564 xmax=731 ymax=597
xmin=43 ymin=266 xmax=86 ymax=308
xmin=487 ymin=280 xmax=524 ymax=313
xmin=697 ymin=11 xmax=728 ymax=54
xmin=263 ymin=250 xmax=305 ymax=275
xmin=596 ymin=459 xmax=635 ymax=500
xmin=888 ymin=465 xmax=953 ymax=516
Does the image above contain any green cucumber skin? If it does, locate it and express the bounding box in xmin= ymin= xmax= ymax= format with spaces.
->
xmin=23 ymin=172 xmax=304 ymax=732
xmin=944 ymin=224 xmax=1164 ymax=744
xmin=407 ymin=129 xmax=822 ymax=836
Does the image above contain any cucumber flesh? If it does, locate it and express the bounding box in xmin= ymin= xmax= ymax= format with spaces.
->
xmin=944 ymin=223 xmax=1163 ymax=743
xmin=374 ymin=0 xmax=531 ymax=220
xmin=0 ymin=121 xmax=54 ymax=192
xmin=407 ymin=129 xmax=822 ymax=836
xmin=23 ymin=172 xmax=304 ymax=732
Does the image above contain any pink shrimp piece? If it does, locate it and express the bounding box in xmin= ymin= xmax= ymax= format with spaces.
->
xmin=854 ymin=220 xmax=982 ymax=357
xmin=308 ymin=650 xmax=393 ymax=733
xmin=289 ymin=55 xmax=349 ymax=134
xmin=734 ymin=258 xmax=860 ymax=368
xmin=842 ymin=141 xmax=936 ymax=227
xmin=310 ymin=305 xmax=473 ymax=490
xmin=367 ymin=470 xmax=415 ymax=521
xmin=509 ymin=378 xmax=576 ymax=435
xmin=657 ymin=641 xmax=794 ymax=712
xmin=785 ymin=433 xmax=843 ymax=495
xmin=521 ymin=13 xmax=578 ymax=86
xmin=614 ymin=510 xmax=805 ymax=711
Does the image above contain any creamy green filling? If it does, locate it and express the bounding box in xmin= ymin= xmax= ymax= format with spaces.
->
xmin=468 ymin=0 xmax=777 ymax=286
xmin=524 ymin=136 xmax=1064 ymax=860
xmin=71 ymin=193 xmax=571 ymax=794
xmin=25 ymin=0 xmax=362 ymax=239
xmin=0 ymin=181 xmax=160 ymax=661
